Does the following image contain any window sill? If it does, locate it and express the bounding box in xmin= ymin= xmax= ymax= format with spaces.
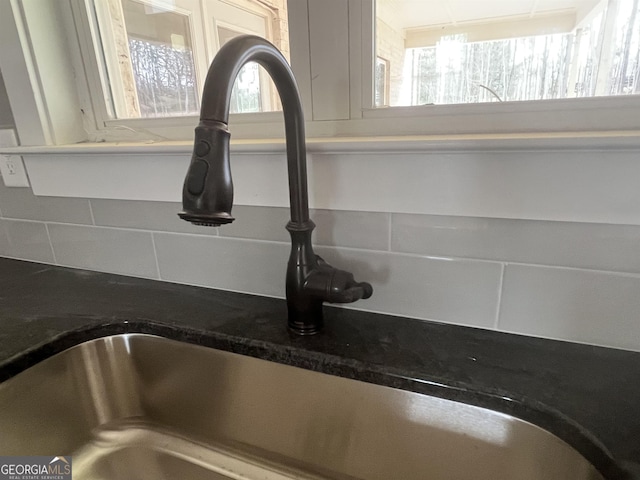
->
xmin=2 ymin=130 xmax=640 ymax=156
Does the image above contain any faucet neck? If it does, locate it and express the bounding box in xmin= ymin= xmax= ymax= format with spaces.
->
xmin=200 ymin=36 xmax=310 ymax=226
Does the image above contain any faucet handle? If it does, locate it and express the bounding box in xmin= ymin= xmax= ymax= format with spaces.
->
xmin=330 ymin=280 xmax=373 ymax=303
xmin=307 ymin=256 xmax=373 ymax=304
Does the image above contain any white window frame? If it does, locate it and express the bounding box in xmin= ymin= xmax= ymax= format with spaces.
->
xmin=70 ymin=0 xmax=288 ymax=142
xmin=1 ymin=0 xmax=640 ymax=147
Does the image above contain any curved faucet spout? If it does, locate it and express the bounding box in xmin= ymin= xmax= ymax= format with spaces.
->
xmin=201 ymin=35 xmax=309 ymax=226
xmin=179 ymin=35 xmax=372 ymax=334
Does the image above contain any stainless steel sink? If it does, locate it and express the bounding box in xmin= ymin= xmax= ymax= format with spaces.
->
xmin=0 ymin=334 xmax=603 ymax=479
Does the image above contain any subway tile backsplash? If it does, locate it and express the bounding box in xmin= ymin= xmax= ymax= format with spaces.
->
xmin=47 ymin=223 xmax=159 ymax=279
xmin=0 ymin=184 xmax=93 ymax=224
xmin=155 ymin=233 xmax=289 ymax=296
xmin=217 ymin=205 xmax=290 ymax=242
xmin=91 ymin=199 xmax=219 ymax=236
xmin=392 ymin=213 xmax=640 ymax=274
xmin=1 ymin=182 xmax=640 ymax=352
xmin=0 ymin=219 xmax=54 ymax=263
xmin=315 ymin=246 xmax=502 ymax=328
xmin=499 ymin=264 xmax=640 ymax=352
xmin=310 ymin=210 xmax=390 ymax=250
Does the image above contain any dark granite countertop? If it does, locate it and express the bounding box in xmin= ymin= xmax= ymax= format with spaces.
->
xmin=0 ymin=257 xmax=639 ymax=478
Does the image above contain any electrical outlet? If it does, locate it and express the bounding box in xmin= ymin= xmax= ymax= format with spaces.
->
xmin=0 ymin=129 xmax=30 ymax=188
xmin=6 ymin=158 xmax=17 ymax=175
xmin=0 ymin=155 xmax=30 ymax=188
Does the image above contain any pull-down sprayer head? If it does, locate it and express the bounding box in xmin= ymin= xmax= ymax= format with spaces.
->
xmin=179 ymin=120 xmax=234 ymax=227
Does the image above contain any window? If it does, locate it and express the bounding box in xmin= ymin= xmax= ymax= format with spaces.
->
xmin=376 ymin=0 xmax=640 ymax=107
xmin=1 ymin=0 xmax=639 ymax=146
xmin=92 ymin=0 xmax=289 ymax=119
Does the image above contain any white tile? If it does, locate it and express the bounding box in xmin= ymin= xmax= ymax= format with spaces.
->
xmin=218 ymin=205 xmax=290 ymax=242
xmin=499 ymin=264 xmax=640 ymax=351
xmin=48 ymin=224 xmax=158 ymax=279
xmin=0 ymin=182 xmax=92 ymax=224
xmin=311 ymin=210 xmax=389 ymax=250
xmin=392 ymin=214 xmax=640 ymax=273
xmin=91 ymin=199 xmax=218 ymax=235
xmin=0 ymin=219 xmax=54 ymax=263
xmin=316 ymin=247 xmax=502 ymax=328
xmin=154 ymin=233 xmax=289 ymax=297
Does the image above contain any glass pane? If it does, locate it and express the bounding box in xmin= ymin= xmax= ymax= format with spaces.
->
xmin=121 ymin=0 xmax=199 ymax=117
xmin=218 ymin=26 xmax=263 ymax=114
xmin=211 ymin=0 xmax=289 ymax=114
xmin=376 ymin=0 xmax=640 ymax=107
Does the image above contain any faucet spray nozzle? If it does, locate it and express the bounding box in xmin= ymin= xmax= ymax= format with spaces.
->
xmin=179 ymin=123 xmax=234 ymax=228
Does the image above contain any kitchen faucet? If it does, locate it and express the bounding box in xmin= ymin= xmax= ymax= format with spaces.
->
xmin=179 ymin=35 xmax=372 ymax=335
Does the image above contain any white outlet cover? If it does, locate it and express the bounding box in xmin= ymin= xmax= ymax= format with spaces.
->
xmin=0 ymin=129 xmax=30 ymax=188
xmin=1 ymin=155 xmax=31 ymax=187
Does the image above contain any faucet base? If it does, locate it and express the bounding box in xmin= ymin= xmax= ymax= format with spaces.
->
xmin=287 ymin=323 xmax=322 ymax=336
xmin=287 ymin=307 xmax=323 ymax=335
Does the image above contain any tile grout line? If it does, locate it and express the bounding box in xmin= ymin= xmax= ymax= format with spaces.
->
xmin=87 ymin=199 xmax=96 ymax=225
xmin=493 ymin=263 xmax=506 ymax=329
xmin=150 ymin=232 xmax=162 ymax=280
xmin=44 ymin=223 xmax=58 ymax=265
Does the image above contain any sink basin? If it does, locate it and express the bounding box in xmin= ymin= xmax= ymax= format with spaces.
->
xmin=0 ymin=334 xmax=603 ymax=479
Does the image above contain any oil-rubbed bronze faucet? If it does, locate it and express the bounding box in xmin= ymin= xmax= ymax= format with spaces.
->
xmin=179 ymin=35 xmax=372 ymax=335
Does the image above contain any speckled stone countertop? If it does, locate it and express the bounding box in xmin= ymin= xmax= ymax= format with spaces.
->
xmin=0 ymin=257 xmax=639 ymax=478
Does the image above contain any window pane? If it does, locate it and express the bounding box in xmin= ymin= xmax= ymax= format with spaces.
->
xmin=122 ymin=0 xmax=198 ymax=117
xmin=218 ymin=26 xmax=265 ymax=114
xmin=376 ymin=0 xmax=640 ymax=107
xmin=92 ymin=0 xmax=290 ymax=119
